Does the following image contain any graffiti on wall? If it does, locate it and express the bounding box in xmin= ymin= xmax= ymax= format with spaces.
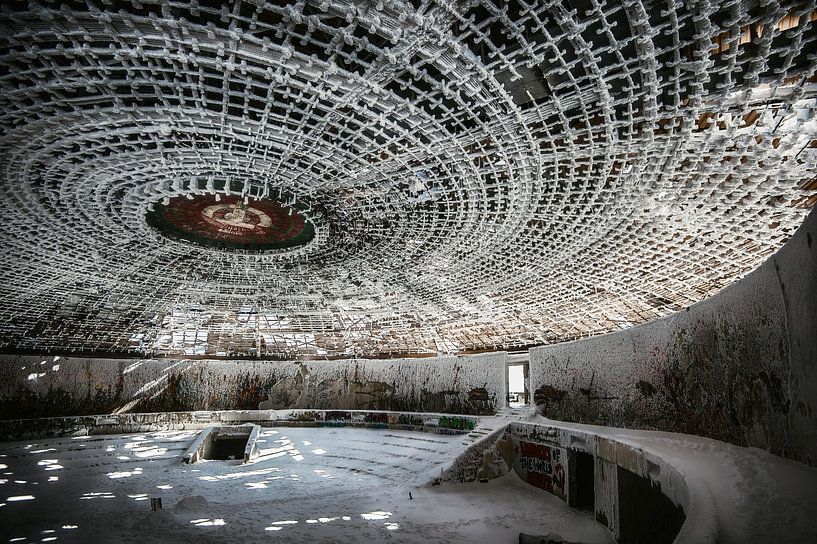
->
xmin=518 ymin=440 xmax=567 ymax=500
xmin=439 ymin=415 xmax=476 ymax=431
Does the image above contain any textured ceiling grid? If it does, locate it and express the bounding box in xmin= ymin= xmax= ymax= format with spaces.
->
xmin=0 ymin=0 xmax=815 ymax=358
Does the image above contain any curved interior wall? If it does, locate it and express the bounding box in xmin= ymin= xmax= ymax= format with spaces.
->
xmin=530 ymin=208 xmax=817 ymax=466
xmin=0 ymin=352 xmax=506 ymax=419
xmin=442 ymin=422 xmax=695 ymax=544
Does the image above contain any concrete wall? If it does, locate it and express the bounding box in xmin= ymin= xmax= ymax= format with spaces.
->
xmin=594 ymin=457 xmax=619 ymax=535
xmin=511 ymin=434 xmax=569 ymax=501
xmin=0 ymin=352 xmax=506 ymax=418
xmin=443 ymin=421 xmax=691 ymax=544
xmin=0 ymin=409 xmax=479 ymax=442
xmin=530 ymin=208 xmax=817 ymax=466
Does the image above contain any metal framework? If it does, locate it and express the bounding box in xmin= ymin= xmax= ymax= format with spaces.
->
xmin=0 ymin=0 xmax=815 ymax=358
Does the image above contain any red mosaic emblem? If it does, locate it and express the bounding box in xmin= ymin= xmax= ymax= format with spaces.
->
xmin=146 ymin=194 xmax=315 ymax=251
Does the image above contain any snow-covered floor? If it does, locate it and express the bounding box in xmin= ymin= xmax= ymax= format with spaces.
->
xmin=0 ymin=427 xmax=612 ymax=544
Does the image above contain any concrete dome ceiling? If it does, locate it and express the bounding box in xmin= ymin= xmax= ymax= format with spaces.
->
xmin=0 ymin=0 xmax=815 ymax=358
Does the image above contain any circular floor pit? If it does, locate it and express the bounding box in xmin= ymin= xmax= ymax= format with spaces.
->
xmin=146 ymin=194 xmax=315 ymax=251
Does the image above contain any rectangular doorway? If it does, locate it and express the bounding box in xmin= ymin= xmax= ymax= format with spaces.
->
xmin=573 ymin=451 xmax=595 ymax=511
xmin=507 ymin=363 xmax=529 ymax=407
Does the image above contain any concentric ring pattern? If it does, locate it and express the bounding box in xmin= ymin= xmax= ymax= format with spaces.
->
xmin=0 ymin=0 xmax=815 ymax=358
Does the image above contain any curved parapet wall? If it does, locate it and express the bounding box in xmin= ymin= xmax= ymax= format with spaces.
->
xmin=448 ymin=417 xmax=817 ymax=544
xmin=442 ymin=420 xmax=703 ymax=544
xmin=0 ymin=353 xmax=506 ymax=419
xmin=504 ymin=422 xmax=691 ymax=544
xmin=0 ymin=409 xmax=479 ymax=442
xmin=530 ymin=208 xmax=817 ymax=466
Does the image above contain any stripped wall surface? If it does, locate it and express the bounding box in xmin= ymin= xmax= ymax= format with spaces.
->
xmin=594 ymin=457 xmax=619 ymax=537
xmin=530 ymin=208 xmax=817 ymax=466
xmin=0 ymin=352 xmax=506 ymax=418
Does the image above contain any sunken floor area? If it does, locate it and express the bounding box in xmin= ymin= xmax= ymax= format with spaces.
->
xmin=0 ymin=427 xmax=611 ymax=544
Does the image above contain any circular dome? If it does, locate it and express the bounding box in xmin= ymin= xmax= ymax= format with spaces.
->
xmin=0 ymin=1 xmax=815 ymax=358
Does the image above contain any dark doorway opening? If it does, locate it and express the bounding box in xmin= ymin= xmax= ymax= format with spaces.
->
xmin=573 ymin=451 xmax=595 ymax=511
xmin=617 ymin=466 xmax=685 ymax=543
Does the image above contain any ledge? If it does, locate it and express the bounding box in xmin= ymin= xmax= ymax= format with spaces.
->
xmin=0 ymin=409 xmax=479 ymax=442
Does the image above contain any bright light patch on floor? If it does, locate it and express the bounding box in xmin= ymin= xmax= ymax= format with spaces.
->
xmin=361 ymin=511 xmax=392 ymax=520
xmin=79 ymin=492 xmax=114 ymax=500
xmin=6 ymin=495 xmax=35 ymax=502
xmin=190 ymin=518 xmax=225 ymax=527
xmin=199 ymin=467 xmax=280 ymax=482
xmin=133 ymin=447 xmax=168 ymax=458
xmin=107 ymin=468 xmax=142 ymax=479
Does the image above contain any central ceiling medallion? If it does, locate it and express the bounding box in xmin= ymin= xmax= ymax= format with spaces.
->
xmin=146 ymin=194 xmax=315 ymax=251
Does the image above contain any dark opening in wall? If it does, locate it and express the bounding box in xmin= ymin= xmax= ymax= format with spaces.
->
xmin=617 ymin=467 xmax=685 ymax=544
xmin=573 ymin=451 xmax=595 ymax=511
